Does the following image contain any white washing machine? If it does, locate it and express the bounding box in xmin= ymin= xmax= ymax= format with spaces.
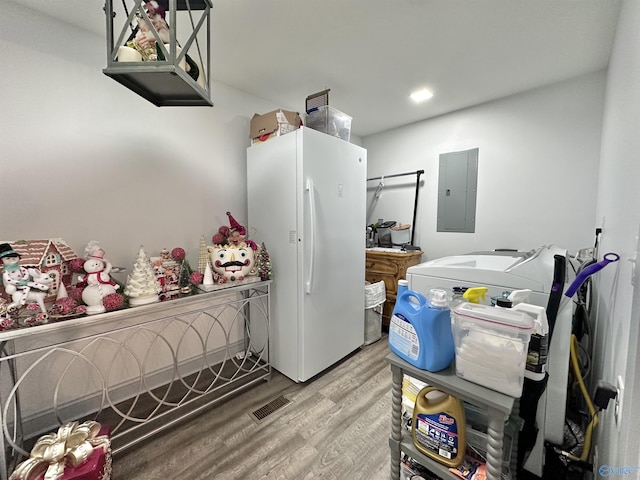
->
xmin=406 ymin=244 xmax=574 ymax=477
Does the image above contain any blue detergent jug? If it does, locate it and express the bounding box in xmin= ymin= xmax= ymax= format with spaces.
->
xmin=388 ymin=288 xmax=455 ymax=372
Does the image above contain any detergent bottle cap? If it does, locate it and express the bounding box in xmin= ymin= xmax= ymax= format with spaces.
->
xmin=496 ymin=298 xmax=513 ymax=308
xmin=427 ymin=288 xmax=449 ymax=309
xmin=507 ymin=289 xmax=532 ymax=305
xmin=397 ymin=279 xmax=409 ymax=297
xmin=463 ymin=287 xmax=488 ymax=304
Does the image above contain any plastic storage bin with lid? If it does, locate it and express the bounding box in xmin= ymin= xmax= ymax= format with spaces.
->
xmin=305 ymin=105 xmax=352 ymax=142
xmin=451 ymin=302 xmax=534 ymax=397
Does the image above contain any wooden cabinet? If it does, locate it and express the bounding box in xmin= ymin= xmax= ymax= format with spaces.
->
xmin=365 ymin=249 xmax=423 ymax=326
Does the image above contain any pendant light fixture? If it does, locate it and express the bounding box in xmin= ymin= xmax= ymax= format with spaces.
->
xmin=103 ymin=0 xmax=213 ymax=106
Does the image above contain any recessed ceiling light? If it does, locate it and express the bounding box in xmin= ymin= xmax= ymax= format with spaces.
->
xmin=410 ymin=89 xmax=433 ymax=103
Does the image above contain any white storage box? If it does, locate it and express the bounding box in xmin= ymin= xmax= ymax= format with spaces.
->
xmin=451 ymin=303 xmax=533 ymax=397
xmin=305 ymin=105 xmax=352 ymax=141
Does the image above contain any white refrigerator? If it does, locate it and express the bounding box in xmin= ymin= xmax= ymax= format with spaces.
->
xmin=247 ymin=127 xmax=367 ymax=382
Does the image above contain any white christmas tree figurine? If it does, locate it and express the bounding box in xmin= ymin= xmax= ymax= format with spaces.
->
xmin=203 ymin=261 xmax=215 ymax=285
xmin=56 ymin=281 xmax=69 ymax=300
xmin=124 ymin=245 xmax=161 ymax=306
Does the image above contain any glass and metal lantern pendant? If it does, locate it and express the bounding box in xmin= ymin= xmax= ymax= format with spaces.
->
xmin=103 ymin=0 xmax=213 ymax=106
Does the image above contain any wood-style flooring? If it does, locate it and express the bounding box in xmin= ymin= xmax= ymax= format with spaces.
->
xmin=113 ymin=335 xmax=393 ymax=479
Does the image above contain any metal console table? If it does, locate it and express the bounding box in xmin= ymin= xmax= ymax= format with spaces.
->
xmin=386 ymin=352 xmax=514 ymax=480
xmin=0 ymin=280 xmax=271 ymax=480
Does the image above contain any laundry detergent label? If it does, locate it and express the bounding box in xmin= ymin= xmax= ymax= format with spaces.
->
xmin=389 ymin=313 xmax=419 ymax=360
xmin=526 ymin=333 xmax=548 ymax=374
xmin=414 ymin=412 xmax=459 ymax=460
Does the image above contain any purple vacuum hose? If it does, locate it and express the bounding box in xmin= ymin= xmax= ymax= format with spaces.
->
xmin=564 ymin=252 xmax=620 ymax=298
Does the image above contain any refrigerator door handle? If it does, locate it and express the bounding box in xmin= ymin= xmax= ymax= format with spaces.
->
xmin=306 ymin=178 xmax=316 ymax=294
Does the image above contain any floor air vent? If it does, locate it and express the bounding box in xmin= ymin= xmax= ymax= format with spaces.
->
xmin=249 ymin=395 xmax=292 ymax=423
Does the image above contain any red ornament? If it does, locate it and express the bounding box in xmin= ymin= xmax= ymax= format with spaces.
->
xmin=103 ymin=293 xmax=124 ymax=311
xmin=212 ymin=233 xmax=225 ymax=245
xmin=171 ymin=247 xmax=186 ymax=261
xmin=69 ymin=258 xmax=86 ymax=273
xmin=68 ymin=286 xmax=84 ymax=303
xmin=52 ymin=297 xmax=78 ymax=315
xmin=190 ymin=271 xmax=204 ymax=285
xmin=0 ymin=317 xmax=15 ymax=331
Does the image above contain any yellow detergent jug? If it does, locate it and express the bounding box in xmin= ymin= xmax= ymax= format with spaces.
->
xmin=412 ymin=386 xmax=466 ymax=467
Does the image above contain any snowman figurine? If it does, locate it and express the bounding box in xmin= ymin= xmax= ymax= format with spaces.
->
xmin=79 ymin=244 xmax=119 ymax=315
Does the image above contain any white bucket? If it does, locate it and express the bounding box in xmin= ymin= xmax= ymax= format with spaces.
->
xmin=391 ymin=224 xmax=411 ymax=246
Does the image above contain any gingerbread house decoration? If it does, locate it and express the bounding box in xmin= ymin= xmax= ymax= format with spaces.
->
xmin=0 ymin=238 xmax=79 ymax=303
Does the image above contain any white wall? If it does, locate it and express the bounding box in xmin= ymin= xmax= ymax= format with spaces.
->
xmin=592 ymin=0 xmax=640 ymax=471
xmin=0 ymin=1 xmax=280 ymax=276
xmin=363 ymin=71 xmax=606 ymax=261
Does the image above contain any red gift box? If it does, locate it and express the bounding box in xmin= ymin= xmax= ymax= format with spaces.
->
xmin=10 ymin=422 xmax=112 ymax=480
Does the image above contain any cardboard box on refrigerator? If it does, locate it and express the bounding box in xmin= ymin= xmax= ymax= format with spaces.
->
xmin=250 ymin=109 xmax=301 ymax=144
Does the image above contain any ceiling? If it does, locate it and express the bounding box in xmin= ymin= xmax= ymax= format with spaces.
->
xmin=16 ymin=0 xmax=621 ymax=137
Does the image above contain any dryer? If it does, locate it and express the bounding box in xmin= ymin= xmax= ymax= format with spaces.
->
xmin=406 ymin=244 xmax=574 ymax=477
